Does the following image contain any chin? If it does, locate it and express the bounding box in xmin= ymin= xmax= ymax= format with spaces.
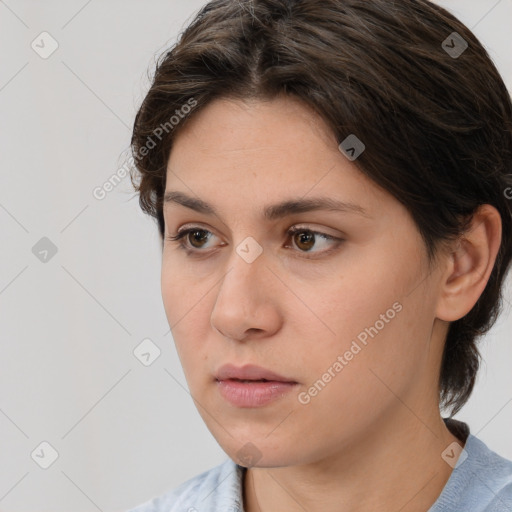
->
xmin=213 ymin=434 xmax=305 ymax=468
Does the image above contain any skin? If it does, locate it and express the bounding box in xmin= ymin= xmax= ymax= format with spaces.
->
xmin=161 ymin=95 xmax=502 ymax=512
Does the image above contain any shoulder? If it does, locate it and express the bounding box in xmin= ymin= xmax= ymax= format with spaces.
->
xmin=126 ymin=458 xmax=245 ymax=512
xmin=430 ymin=434 xmax=512 ymax=512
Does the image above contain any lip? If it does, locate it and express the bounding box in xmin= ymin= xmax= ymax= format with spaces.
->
xmin=215 ymin=364 xmax=297 ymax=383
xmin=215 ymin=364 xmax=298 ymax=408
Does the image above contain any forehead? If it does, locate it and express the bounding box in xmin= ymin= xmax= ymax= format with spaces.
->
xmin=164 ymin=96 xmax=391 ymax=219
xmin=170 ymin=95 xmax=336 ymax=156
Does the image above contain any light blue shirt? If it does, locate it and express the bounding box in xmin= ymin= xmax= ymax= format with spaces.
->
xmin=127 ymin=430 xmax=512 ymax=511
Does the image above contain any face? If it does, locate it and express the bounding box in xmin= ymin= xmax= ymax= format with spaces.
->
xmin=161 ymin=95 xmax=447 ymax=468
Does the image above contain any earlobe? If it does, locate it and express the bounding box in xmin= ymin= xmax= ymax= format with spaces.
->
xmin=436 ymin=204 xmax=502 ymax=322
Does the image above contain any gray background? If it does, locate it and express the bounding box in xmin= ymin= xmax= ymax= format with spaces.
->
xmin=0 ymin=1 xmax=511 ymax=511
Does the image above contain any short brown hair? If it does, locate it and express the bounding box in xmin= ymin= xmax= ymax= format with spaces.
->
xmin=130 ymin=0 xmax=512 ymax=415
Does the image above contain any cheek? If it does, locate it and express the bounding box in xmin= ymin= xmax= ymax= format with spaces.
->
xmin=161 ymin=256 xmax=205 ymax=327
xmin=303 ymin=247 xmax=425 ymax=380
xmin=329 ymin=304 xmax=432 ymax=416
xmin=312 ymin=269 xmax=399 ymax=347
xmin=161 ymin=263 xmax=209 ymax=362
xmin=294 ymin=305 xmax=415 ymax=437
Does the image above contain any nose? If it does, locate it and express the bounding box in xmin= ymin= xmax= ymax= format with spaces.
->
xmin=210 ymin=246 xmax=282 ymax=342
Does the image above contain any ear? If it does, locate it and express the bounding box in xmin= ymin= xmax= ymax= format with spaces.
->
xmin=436 ymin=204 xmax=502 ymax=322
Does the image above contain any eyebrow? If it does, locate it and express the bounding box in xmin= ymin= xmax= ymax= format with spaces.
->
xmin=163 ymin=191 xmax=371 ymax=221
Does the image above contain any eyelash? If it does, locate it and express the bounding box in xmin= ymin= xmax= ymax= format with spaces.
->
xmin=165 ymin=226 xmax=343 ymax=259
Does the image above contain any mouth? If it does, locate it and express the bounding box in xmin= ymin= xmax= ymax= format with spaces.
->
xmin=214 ymin=364 xmax=299 ymax=407
xmin=220 ymin=378 xmax=280 ymax=383
xmin=214 ymin=363 xmax=298 ymax=384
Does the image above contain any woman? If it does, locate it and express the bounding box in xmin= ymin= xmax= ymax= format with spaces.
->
xmin=127 ymin=0 xmax=512 ymax=510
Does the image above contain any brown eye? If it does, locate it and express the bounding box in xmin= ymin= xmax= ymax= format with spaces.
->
xmin=293 ymin=231 xmax=316 ymax=251
xmin=165 ymin=227 xmax=217 ymax=252
xmin=188 ymin=229 xmax=210 ymax=248
xmin=166 ymin=225 xmax=342 ymax=258
xmin=286 ymin=227 xmax=343 ymax=258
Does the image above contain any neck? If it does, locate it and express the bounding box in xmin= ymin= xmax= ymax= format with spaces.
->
xmin=243 ymin=409 xmax=463 ymax=512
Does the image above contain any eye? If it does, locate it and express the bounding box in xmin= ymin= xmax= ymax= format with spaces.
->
xmin=165 ymin=225 xmax=343 ymax=258
xmin=165 ymin=227 xmax=218 ymax=252
xmin=285 ymin=226 xmax=342 ymax=256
